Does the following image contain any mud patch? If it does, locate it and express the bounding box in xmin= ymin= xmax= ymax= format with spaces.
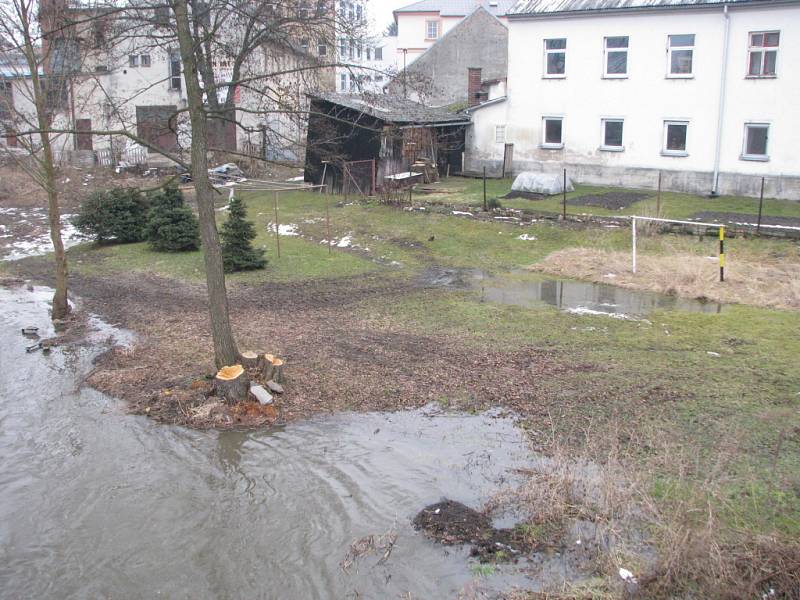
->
xmin=691 ymin=211 xmax=800 ymax=229
xmin=413 ymin=500 xmax=533 ymax=562
xmin=503 ymin=191 xmax=547 ymax=201
xmin=568 ymin=191 xmax=650 ymax=210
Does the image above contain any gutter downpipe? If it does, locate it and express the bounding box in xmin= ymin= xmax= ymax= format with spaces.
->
xmin=711 ymin=4 xmax=730 ymax=196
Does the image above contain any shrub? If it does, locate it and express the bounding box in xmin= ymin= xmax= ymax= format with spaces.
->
xmin=73 ymin=187 xmax=149 ymax=243
xmin=486 ymin=197 xmax=502 ymax=210
xmin=144 ymin=186 xmax=200 ymax=252
xmin=220 ymin=195 xmax=266 ymax=272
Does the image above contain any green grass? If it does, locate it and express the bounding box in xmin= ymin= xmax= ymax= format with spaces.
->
xmin=425 ymin=177 xmax=800 ymax=221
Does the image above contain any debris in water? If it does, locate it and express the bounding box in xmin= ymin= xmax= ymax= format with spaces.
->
xmin=341 ymin=527 xmax=398 ymax=572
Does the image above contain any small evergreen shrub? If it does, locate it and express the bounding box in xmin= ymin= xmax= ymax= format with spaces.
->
xmin=220 ymin=196 xmax=266 ymax=272
xmin=486 ymin=197 xmax=502 ymax=210
xmin=73 ymin=187 xmax=149 ymax=243
xmin=144 ymin=185 xmax=200 ymax=252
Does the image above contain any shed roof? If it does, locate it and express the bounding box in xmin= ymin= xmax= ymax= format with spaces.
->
xmin=508 ymin=0 xmax=787 ymax=15
xmin=394 ymin=0 xmax=516 ymax=17
xmin=309 ymin=92 xmax=469 ymax=125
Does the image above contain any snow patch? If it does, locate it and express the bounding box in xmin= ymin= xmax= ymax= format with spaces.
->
xmin=517 ymin=234 xmax=537 ymax=241
xmin=451 ymin=210 xmax=473 ymax=216
xmin=267 ymin=223 xmax=299 ymax=236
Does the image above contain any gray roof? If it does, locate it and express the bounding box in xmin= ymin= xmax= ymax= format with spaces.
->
xmin=508 ymin=0 xmax=787 ymax=15
xmin=394 ymin=0 xmax=516 ymax=17
xmin=309 ymin=92 xmax=469 ymax=125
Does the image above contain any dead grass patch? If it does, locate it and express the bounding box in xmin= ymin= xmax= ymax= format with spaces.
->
xmin=530 ymin=247 xmax=800 ymax=310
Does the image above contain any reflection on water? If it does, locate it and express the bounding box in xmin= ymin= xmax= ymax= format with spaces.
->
xmin=0 ymin=285 xmax=544 ymax=599
xmin=477 ymin=277 xmax=724 ymax=317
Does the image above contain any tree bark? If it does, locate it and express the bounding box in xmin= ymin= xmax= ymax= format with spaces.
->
xmin=173 ymin=0 xmax=239 ymax=368
xmin=19 ymin=2 xmax=69 ymax=321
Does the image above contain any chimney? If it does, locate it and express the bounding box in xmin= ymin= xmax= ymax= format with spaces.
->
xmin=468 ymin=67 xmax=482 ymax=107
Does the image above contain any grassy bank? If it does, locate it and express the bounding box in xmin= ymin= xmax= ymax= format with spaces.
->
xmin=7 ymin=181 xmax=800 ymax=596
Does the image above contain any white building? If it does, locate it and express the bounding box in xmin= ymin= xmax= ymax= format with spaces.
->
xmin=336 ymin=0 xmax=398 ymax=93
xmin=465 ymin=0 xmax=800 ymax=199
xmin=392 ymin=0 xmax=514 ymax=65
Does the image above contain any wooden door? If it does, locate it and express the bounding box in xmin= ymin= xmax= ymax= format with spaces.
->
xmin=502 ymin=143 xmax=514 ymax=178
xmin=75 ymin=118 xmax=93 ymax=150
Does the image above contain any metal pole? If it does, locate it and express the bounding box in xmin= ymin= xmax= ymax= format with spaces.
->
xmin=631 ymin=216 xmax=637 ymax=274
xmin=757 ymin=176 xmax=765 ymax=235
xmin=273 ymin=190 xmax=280 ymax=259
xmin=562 ymin=168 xmax=567 ymax=219
xmin=320 ymin=161 xmax=328 ymax=194
xmin=326 ymin=191 xmax=331 ymax=255
xmin=483 ymin=167 xmax=487 ymax=211
xmin=719 ymin=225 xmax=725 ymax=282
xmin=656 ymin=171 xmax=662 ymax=216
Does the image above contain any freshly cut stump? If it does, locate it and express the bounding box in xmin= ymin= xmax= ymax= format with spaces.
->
xmin=261 ymin=354 xmax=285 ymax=383
xmin=240 ymin=351 xmax=260 ymax=369
xmin=270 ymin=358 xmax=284 ymax=384
xmin=215 ymin=364 xmax=249 ymax=404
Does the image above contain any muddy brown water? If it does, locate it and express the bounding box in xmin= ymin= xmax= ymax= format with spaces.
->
xmin=0 ymin=285 xmax=555 ymax=599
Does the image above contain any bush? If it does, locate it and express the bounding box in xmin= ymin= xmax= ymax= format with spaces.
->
xmin=486 ymin=197 xmax=502 ymax=210
xmin=73 ymin=187 xmax=149 ymax=243
xmin=144 ymin=186 xmax=200 ymax=252
xmin=220 ymin=195 xmax=266 ymax=272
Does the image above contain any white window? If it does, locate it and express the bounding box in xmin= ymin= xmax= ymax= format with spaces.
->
xmin=300 ymin=38 xmax=309 ymax=53
xmin=542 ymin=117 xmax=563 ymax=148
xmin=340 ymin=73 xmax=347 ymax=91
xmin=742 ymin=123 xmax=769 ymax=160
xmin=667 ymin=34 xmax=694 ymax=77
xmin=601 ymin=119 xmax=624 ymax=150
xmin=357 ymin=44 xmax=362 ymax=59
xmin=747 ymin=31 xmax=779 ymax=77
xmin=349 ymin=41 xmax=354 ymax=59
xmin=366 ymin=47 xmax=371 ymax=60
xmin=425 ymin=20 xmax=440 ymax=40
xmin=604 ymin=36 xmax=628 ymax=77
xmin=318 ymin=41 xmax=327 ymax=56
xmin=375 ymin=47 xmax=383 ymax=60
xmin=140 ymin=54 xmax=151 ymax=67
xmin=168 ymin=50 xmax=181 ymax=90
xmin=495 ymin=125 xmax=506 ymax=143
xmin=128 ymin=54 xmax=139 ymax=67
xmin=356 ymin=4 xmax=362 ymax=21
xmin=662 ymin=121 xmax=689 ymax=155
xmin=543 ymin=38 xmax=566 ymax=77
xmin=375 ymin=74 xmax=383 ymax=81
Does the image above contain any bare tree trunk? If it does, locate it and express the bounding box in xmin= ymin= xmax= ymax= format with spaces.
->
xmin=19 ymin=4 xmax=69 ymax=321
xmin=173 ymin=0 xmax=239 ymax=368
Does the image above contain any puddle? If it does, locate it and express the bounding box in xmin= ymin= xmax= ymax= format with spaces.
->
xmin=419 ymin=267 xmax=723 ymax=317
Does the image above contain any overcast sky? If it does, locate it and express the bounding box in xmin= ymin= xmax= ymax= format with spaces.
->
xmin=368 ymin=0 xmax=403 ymax=34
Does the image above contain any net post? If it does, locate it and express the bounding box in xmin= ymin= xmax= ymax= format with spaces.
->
xmin=719 ymin=225 xmax=725 ymax=282
xmin=631 ymin=216 xmax=637 ymax=274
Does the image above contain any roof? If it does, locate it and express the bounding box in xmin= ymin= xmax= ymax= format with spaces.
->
xmin=394 ymin=0 xmax=516 ymax=17
xmin=464 ymin=96 xmax=507 ymax=112
xmin=309 ymin=92 xmax=469 ymax=125
xmin=508 ymin=0 xmax=790 ymax=16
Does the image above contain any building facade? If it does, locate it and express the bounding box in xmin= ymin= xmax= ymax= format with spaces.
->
xmin=465 ymin=0 xmax=800 ymax=199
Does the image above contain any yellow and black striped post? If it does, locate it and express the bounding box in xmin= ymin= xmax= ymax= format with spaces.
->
xmin=719 ymin=226 xmax=725 ymax=282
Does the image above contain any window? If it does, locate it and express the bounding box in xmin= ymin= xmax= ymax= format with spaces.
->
xmin=129 ymin=54 xmax=139 ymax=67
xmin=154 ymin=5 xmax=170 ymax=27
xmin=140 ymin=54 xmax=151 ymax=67
xmin=375 ymin=74 xmax=383 ymax=81
xmin=495 ymin=125 xmax=506 ymax=144
xmin=318 ymin=41 xmax=327 ymax=56
xmin=349 ymin=42 xmax=354 ymax=59
xmin=375 ymin=46 xmax=383 ymax=61
xmin=604 ymin=36 xmax=628 ymax=77
xmin=0 ymin=80 xmax=13 ymax=120
xmin=742 ymin=123 xmax=769 ymax=160
xmin=544 ymin=38 xmax=566 ymax=77
xmin=357 ymin=44 xmax=362 ymax=59
xmin=169 ymin=50 xmax=182 ymax=91
xmin=195 ymin=1 xmax=210 ymax=26
xmin=601 ymin=119 xmax=624 ymax=150
xmin=349 ymin=77 xmax=356 ymax=92
xmin=340 ymin=73 xmax=347 ymax=91
xmin=747 ymin=31 xmax=779 ymax=77
xmin=339 ymin=38 xmax=346 ymax=57
xmin=667 ymin=34 xmax=694 ymax=76
xmin=300 ymin=38 xmax=309 ymax=53
xmin=425 ymin=20 xmax=440 ymax=40
xmin=356 ymin=4 xmax=362 ymax=21
xmin=662 ymin=121 xmax=688 ymax=155
xmin=366 ymin=47 xmax=371 ymax=60
xmin=542 ymin=117 xmax=563 ymax=148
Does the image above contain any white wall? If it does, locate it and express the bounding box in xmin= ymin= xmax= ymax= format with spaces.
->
xmin=395 ymin=13 xmax=463 ymax=63
xmin=468 ymin=3 xmax=800 ymax=198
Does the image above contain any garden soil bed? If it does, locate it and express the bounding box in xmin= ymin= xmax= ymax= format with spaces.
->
xmin=691 ymin=211 xmax=800 ymax=229
xmin=568 ymin=191 xmax=650 ymax=210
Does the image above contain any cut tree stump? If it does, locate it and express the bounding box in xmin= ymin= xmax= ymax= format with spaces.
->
xmin=270 ymin=358 xmax=284 ymax=384
xmin=240 ymin=351 xmax=260 ymax=369
xmin=261 ymin=354 xmax=285 ymax=383
xmin=215 ymin=364 xmax=250 ymax=404
xmin=261 ymin=353 xmax=275 ymax=381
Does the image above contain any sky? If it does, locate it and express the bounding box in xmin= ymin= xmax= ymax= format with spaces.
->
xmin=368 ymin=0 xmax=404 ymax=34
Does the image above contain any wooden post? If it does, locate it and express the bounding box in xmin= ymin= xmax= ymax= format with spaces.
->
xmin=320 ymin=161 xmax=328 ymax=194
xmin=656 ymin=171 xmax=662 ymax=216
xmin=757 ymin=176 xmax=765 ymax=235
xmin=483 ymin=167 xmax=487 ymax=211
xmin=562 ymin=168 xmax=567 ymax=219
xmin=719 ymin=226 xmax=725 ymax=282
xmin=371 ymin=159 xmax=376 ymax=196
xmin=273 ymin=190 xmax=280 ymax=258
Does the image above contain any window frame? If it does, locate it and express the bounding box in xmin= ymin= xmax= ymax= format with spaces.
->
xmin=375 ymin=47 xmax=383 ymax=61
xmin=666 ymin=34 xmax=695 ymax=78
xmin=661 ymin=120 xmax=689 ymax=156
xmin=128 ymin=54 xmax=139 ymax=67
xmin=318 ymin=40 xmax=327 ymax=56
xmin=168 ymin=50 xmax=182 ymax=91
xmin=543 ymin=38 xmax=567 ymax=78
xmin=340 ymin=73 xmax=347 ymax=91
xmin=600 ymin=118 xmax=624 ymax=151
xmin=140 ymin=54 xmax=151 ymax=67
xmin=603 ymin=36 xmax=629 ymax=78
xmin=741 ymin=122 xmax=770 ymax=161
xmin=425 ymin=20 xmax=440 ymax=40
xmin=495 ymin=124 xmax=506 ymax=144
xmin=541 ymin=116 xmax=564 ymax=149
xmin=746 ymin=30 xmax=779 ymax=78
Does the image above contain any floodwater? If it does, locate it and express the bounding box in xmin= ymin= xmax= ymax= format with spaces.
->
xmin=0 ymin=285 xmax=543 ymax=599
xmin=420 ymin=267 xmax=723 ymax=317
